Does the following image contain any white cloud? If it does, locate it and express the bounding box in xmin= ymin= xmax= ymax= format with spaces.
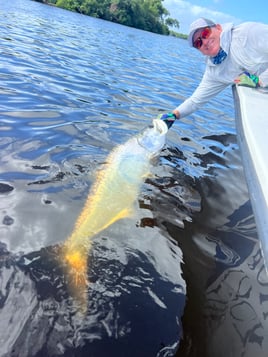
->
xmin=163 ymin=0 xmax=241 ymax=34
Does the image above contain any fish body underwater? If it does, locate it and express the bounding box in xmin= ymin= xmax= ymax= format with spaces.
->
xmin=62 ymin=119 xmax=168 ymax=310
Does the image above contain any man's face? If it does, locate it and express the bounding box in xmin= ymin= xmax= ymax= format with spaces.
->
xmin=193 ymin=24 xmax=222 ymax=57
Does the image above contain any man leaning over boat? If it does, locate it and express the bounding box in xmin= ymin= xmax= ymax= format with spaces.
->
xmin=158 ymin=17 xmax=268 ymax=129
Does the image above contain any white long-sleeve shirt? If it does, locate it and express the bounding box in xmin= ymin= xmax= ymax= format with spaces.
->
xmin=176 ymin=22 xmax=268 ymax=118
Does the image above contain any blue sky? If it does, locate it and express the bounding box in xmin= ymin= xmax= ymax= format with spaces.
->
xmin=163 ymin=0 xmax=268 ymax=34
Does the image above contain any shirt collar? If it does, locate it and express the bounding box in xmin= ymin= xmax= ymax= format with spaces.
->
xmin=219 ymin=22 xmax=233 ymax=54
xmin=208 ymin=22 xmax=233 ymax=65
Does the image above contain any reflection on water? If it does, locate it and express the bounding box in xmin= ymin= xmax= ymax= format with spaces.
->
xmin=1 ymin=0 xmax=268 ymax=356
xmin=171 ymin=144 xmax=268 ymax=357
xmin=0 ymin=218 xmax=185 ymax=356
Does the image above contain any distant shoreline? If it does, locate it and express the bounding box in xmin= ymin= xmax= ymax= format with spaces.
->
xmin=34 ymin=0 xmax=188 ymax=40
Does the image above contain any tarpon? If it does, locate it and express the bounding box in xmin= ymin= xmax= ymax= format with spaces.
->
xmin=62 ymin=119 xmax=168 ymax=310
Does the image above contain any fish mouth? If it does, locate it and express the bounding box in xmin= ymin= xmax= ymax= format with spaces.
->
xmin=153 ymin=118 xmax=168 ymax=135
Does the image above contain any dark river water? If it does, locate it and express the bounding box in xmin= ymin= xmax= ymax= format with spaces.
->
xmin=1 ymin=1 xmax=268 ymax=356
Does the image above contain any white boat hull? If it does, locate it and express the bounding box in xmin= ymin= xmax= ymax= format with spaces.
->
xmin=233 ymin=85 xmax=268 ymax=269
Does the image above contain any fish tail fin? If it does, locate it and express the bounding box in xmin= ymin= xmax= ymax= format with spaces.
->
xmin=61 ymin=243 xmax=89 ymax=313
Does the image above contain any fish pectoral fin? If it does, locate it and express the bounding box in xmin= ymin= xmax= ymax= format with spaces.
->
xmin=102 ymin=207 xmax=133 ymax=229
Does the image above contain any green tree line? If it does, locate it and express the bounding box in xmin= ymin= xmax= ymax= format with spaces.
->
xmin=42 ymin=0 xmax=182 ymax=35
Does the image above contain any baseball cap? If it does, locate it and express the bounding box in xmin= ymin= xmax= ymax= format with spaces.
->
xmin=188 ymin=18 xmax=216 ymax=47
